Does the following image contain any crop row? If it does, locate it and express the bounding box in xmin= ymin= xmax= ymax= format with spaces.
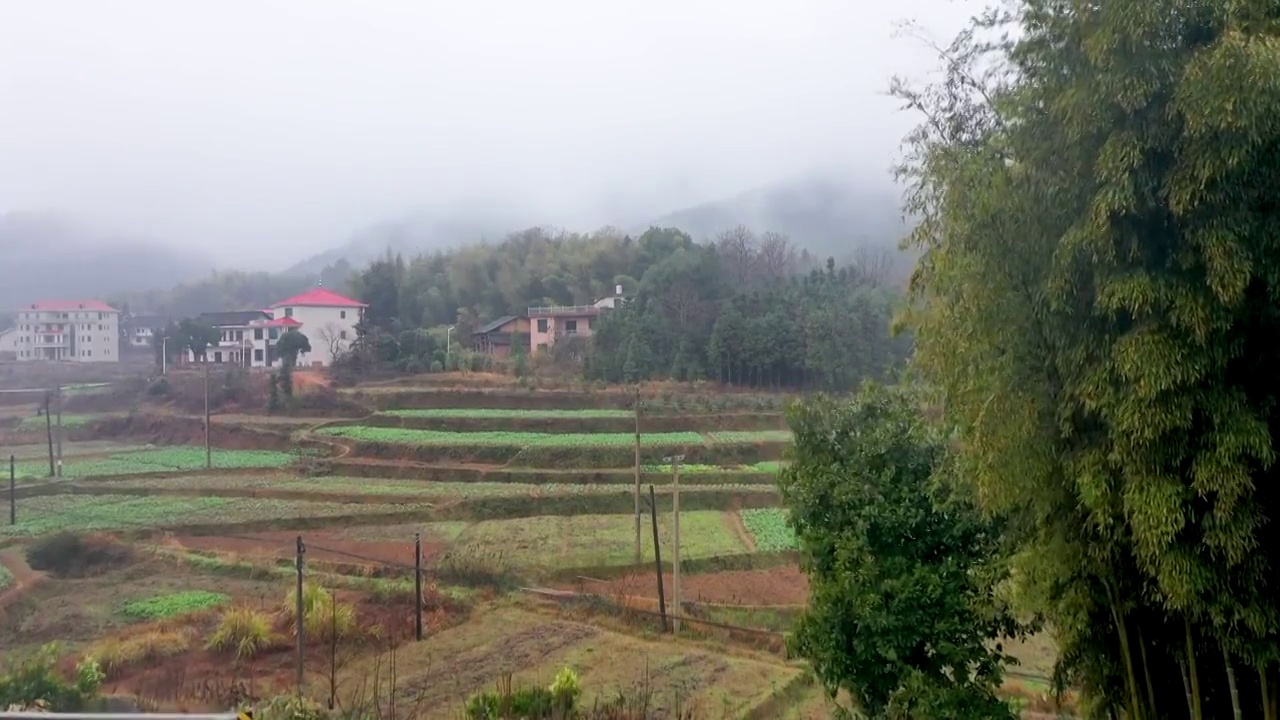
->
xmin=4 ymin=441 xmax=151 ymax=462
xmin=16 ymin=414 xmax=96 ymax=431
xmin=381 ymin=408 xmax=632 ymax=419
xmin=740 ymin=508 xmax=798 ymax=552
xmin=318 ymin=427 xmax=790 ymax=448
xmin=12 ymin=447 xmax=298 ymax=481
xmin=642 ymin=461 xmax=784 ymax=474
xmin=82 ymin=473 xmax=782 ymax=500
xmin=0 ymin=494 xmax=432 ymax=537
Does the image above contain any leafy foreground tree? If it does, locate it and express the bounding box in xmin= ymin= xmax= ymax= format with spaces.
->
xmin=780 ymin=385 xmax=1023 ymax=719
xmin=899 ymin=1 xmax=1280 ymax=717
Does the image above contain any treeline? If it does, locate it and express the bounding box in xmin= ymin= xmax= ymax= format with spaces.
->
xmin=587 ymin=249 xmax=908 ymax=390
xmin=349 ymin=225 xmax=908 ymax=390
xmin=110 ymin=262 xmax=354 ymax=318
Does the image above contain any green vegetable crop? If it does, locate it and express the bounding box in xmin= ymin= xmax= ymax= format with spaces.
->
xmin=740 ymin=508 xmax=798 ymax=552
xmin=123 ymin=591 xmax=229 ymax=619
xmin=382 ymin=408 xmax=631 ymax=419
xmin=318 ymin=427 xmax=704 ymax=447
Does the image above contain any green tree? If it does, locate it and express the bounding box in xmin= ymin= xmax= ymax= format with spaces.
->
xmin=276 ymin=329 xmax=311 ymax=369
xmin=176 ymin=319 xmax=220 ymax=362
xmin=899 ymin=2 xmax=1280 ymax=716
xmin=780 ymin=385 xmax=1021 ymax=718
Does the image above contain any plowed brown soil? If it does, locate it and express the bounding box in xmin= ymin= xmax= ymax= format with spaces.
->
xmin=174 ymin=530 xmax=445 ymax=569
xmin=573 ymin=565 xmax=808 ymax=606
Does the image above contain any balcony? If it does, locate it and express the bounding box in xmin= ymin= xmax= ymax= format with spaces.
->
xmin=527 ymin=305 xmax=600 ymax=316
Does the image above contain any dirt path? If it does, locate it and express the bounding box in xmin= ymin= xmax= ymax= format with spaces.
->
xmin=567 ymin=566 xmax=809 ymax=606
xmin=725 ymin=504 xmax=756 ymax=551
xmin=0 ymin=546 xmax=45 ymax=615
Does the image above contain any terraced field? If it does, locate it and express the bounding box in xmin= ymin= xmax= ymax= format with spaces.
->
xmin=0 ymin=494 xmax=431 ymax=536
xmin=0 ymin=384 xmax=849 ymax=717
xmin=10 ymin=447 xmax=298 ymax=481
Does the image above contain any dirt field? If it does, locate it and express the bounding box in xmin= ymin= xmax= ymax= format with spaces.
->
xmin=572 ymin=565 xmax=809 ymax=606
xmin=173 ymin=530 xmax=447 ymax=569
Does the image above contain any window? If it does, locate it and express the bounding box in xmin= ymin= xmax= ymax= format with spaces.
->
xmin=587 ymin=317 xmax=594 ymax=330
xmin=284 ymin=307 xmax=294 ymax=317
xmin=270 ymin=328 xmax=279 ymax=340
xmin=214 ymin=351 xmax=223 ymax=363
xmin=254 ymin=349 xmax=264 ymax=362
xmin=340 ymin=311 xmax=346 ymax=319
xmin=537 ymin=318 xmax=548 ymax=333
xmin=340 ymin=330 xmax=347 ymax=340
xmin=254 ymin=328 xmax=263 ymax=340
xmin=564 ymin=320 xmax=578 ymax=334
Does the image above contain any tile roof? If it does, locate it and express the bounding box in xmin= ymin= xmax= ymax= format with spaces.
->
xmin=263 ymin=316 xmax=302 ymax=328
xmin=195 ymin=310 xmax=272 ymax=327
xmin=22 ymin=300 xmax=118 ymax=312
xmin=270 ymin=288 xmax=367 ymax=308
xmin=473 ymin=315 xmax=520 ymax=335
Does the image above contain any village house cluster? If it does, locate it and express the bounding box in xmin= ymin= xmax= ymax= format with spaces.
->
xmin=0 ymin=287 xmax=366 ymax=368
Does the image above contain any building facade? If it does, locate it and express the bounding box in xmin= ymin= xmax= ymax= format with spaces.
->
xmin=11 ymin=300 xmax=120 ymax=362
xmin=527 ymin=305 xmax=601 ymax=355
xmin=268 ymin=288 xmax=365 ymax=367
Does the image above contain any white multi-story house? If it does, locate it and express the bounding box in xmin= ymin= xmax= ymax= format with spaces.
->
xmin=181 ymin=287 xmax=365 ymax=369
xmin=268 ymin=287 xmax=366 ymax=367
xmin=11 ymin=300 xmax=120 ymax=362
xmin=121 ymin=313 xmax=169 ymax=351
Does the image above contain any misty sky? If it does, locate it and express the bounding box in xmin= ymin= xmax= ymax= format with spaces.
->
xmin=0 ymin=0 xmax=975 ymax=268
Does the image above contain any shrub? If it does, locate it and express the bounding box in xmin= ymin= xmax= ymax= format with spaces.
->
xmin=256 ymin=693 xmax=329 ymax=720
xmin=146 ymin=377 xmax=170 ymax=396
xmin=88 ymin=630 xmax=192 ymax=678
xmin=549 ymin=666 xmax=581 ymax=709
xmin=26 ymin=533 xmax=133 ymax=578
xmin=464 ymin=668 xmax=579 ymax=720
xmin=282 ymin=583 xmax=356 ymax=641
xmin=0 ymin=644 xmax=103 ymax=711
xmin=206 ymin=607 xmax=280 ymax=658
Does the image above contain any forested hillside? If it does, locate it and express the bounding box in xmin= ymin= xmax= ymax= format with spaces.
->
xmin=349 ymin=224 xmax=907 ymax=390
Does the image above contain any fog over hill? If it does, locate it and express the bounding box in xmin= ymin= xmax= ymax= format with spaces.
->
xmin=286 ymin=168 xmax=912 ymax=277
xmin=0 ymin=212 xmax=208 ymax=311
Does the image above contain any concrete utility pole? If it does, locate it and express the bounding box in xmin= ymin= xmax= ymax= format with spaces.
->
xmin=634 ymin=385 xmax=642 ymax=565
xmin=54 ymin=384 xmax=63 ymax=478
xmin=663 ymin=453 xmax=684 ymax=633
xmin=204 ymin=357 xmax=212 ymax=469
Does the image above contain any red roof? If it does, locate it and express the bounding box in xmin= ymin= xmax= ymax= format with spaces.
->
xmin=23 ymin=300 xmax=118 ymax=312
xmin=270 ymin=288 xmax=366 ymax=308
xmin=264 ymin=316 xmax=302 ymax=328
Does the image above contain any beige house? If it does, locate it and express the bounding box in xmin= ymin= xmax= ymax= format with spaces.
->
xmin=11 ymin=300 xmax=120 ymax=362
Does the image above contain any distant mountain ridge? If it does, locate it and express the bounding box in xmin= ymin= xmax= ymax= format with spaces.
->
xmin=0 ymin=212 xmax=209 ymax=312
xmin=287 ymin=169 xmax=912 ymax=274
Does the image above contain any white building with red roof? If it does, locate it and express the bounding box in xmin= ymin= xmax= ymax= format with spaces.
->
xmin=267 ymin=287 xmax=366 ymax=367
xmin=11 ymin=300 xmax=120 ymax=362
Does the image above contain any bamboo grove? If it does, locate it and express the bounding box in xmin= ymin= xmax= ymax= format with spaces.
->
xmin=901 ymin=1 xmax=1280 ymax=717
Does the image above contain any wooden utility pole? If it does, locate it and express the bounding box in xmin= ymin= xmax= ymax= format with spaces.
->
xmin=664 ymin=453 xmax=684 ymax=633
xmin=634 ymin=385 xmax=641 ymax=565
xmin=648 ymin=485 xmax=668 ymax=633
xmin=295 ymin=535 xmax=306 ymax=693
xmin=44 ymin=393 xmax=54 ymax=477
xmin=204 ymin=358 xmax=212 ymax=469
xmin=9 ymin=454 xmax=15 ymax=525
xmin=54 ymin=384 xmax=63 ymax=478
